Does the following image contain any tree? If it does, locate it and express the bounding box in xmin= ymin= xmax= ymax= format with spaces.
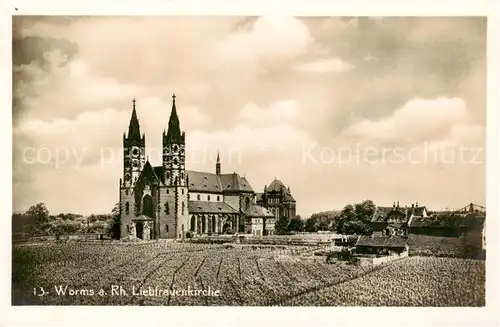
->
xmin=105 ymin=203 xmax=121 ymax=239
xmin=304 ymin=217 xmax=318 ymax=232
xmin=288 ymin=216 xmax=304 ymax=232
xmin=355 ymin=200 xmax=376 ymax=222
xmin=275 ymin=217 xmax=290 ymax=235
xmin=335 ymin=202 xmax=373 ymax=235
xmin=50 ymin=220 xmax=80 ymax=236
xmin=26 ymin=203 xmax=49 ymax=227
xmin=307 ymin=211 xmax=340 ymax=232
xmin=341 ymin=220 xmax=372 ymax=235
xmin=88 ymin=214 xmax=97 ymax=223
xmin=336 ymin=204 xmax=356 ymax=233
xmin=12 ymin=213 xmax=37 ymax=235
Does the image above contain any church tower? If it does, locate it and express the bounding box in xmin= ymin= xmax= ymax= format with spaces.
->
xmin=123 ymin=98 xmax=146 ymax=187
xmin=120 ymin=98 xmax=146 ymax=238
xmin=159 ymin=94 xmax=189 ymax=239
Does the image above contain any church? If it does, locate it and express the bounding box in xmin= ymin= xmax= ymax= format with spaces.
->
xmin=119 ymin=94 xmax=291 ymax=240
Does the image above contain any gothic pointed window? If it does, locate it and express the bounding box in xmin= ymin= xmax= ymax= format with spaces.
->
xmin=165 ymin=202 xmax=170 ymax=215
xmin=125 ymin=202 xmax=130 ymax=215
xmin=208 ymin=195 xmax=211 ymax=201
xmin=190 ymin=216 xmax=195 ymax=231
xmin=197 ymin=194 xmax=201 ymax=201
xmin=182 ymin=202 xmax=185 ymax=215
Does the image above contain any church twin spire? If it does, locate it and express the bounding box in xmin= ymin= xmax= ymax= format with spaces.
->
xmin=165 ymin=93 xmax=185 ymax=144
xmin=127 ymin=98 xmax=142 ymax=140
xmin=126 ymin=94 xmax=183 ymax=143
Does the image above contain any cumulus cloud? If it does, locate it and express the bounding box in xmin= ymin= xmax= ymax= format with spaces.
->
xmin=294 ymin=57 xmax=353 ymax=73
xmin=215 ymin=16 xmax=313 ymax=65
xmin=15 ymin=96 xmax=210 ymax=169
xmin=14 ymin=51 xmax=146 ymax=124
xmin=237 ymin=100 xmax=300 ymax=126
xmin=341 ymin=97 xmax=481 ymax=145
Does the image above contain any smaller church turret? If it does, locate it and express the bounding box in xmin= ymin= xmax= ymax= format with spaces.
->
xmin=216 ymin=151 xmax=221 ymax=175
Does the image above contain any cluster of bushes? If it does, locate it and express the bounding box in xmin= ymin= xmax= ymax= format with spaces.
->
xmin=13 ymin=203 xmax=118 ymax=239
xmin=280 ymin=200 xmax=375 ymax=235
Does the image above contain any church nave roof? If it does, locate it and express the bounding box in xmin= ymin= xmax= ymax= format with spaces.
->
xmin=188 ymin=201 xmax=239 ymax=214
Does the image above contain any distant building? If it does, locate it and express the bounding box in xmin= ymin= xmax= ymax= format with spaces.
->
xmin=371 ymin=202 xmax=428 ymax=237
xmin=408 ymin=202 xmax=485 ymax=238
xmin=242 ymin=205 xmax=275 ymax=236
xmin=371 ymin=202 xmax=486 ymax=246
xmin=355 ymin=235 xmax=409 ymax=256
xmin=256 ymin=179 xmax=296 ymax=224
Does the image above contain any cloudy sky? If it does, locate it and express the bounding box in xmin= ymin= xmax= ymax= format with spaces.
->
xmin=12 ymin=16 xmax=486 ymax=217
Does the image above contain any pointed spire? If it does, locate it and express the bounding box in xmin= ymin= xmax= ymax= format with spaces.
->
xmin=165 ymin=93 xmax=183 ymax=143
xmin=216 ymin=150 xmax=221 ymax=175
xmin=127 ymin=97 xmax=141 ymax=139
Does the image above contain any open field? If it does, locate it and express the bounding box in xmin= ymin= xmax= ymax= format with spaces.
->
xmin=12 ymin=242 xmax=485 ymax=306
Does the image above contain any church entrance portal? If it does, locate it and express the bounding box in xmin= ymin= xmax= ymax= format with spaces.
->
xmin=136 ymin=221 xmax=144 ymax=239
xmin=142 ymin=195 xmax=154 ymax=217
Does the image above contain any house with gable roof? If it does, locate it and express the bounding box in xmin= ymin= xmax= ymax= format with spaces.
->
xmin=371 ymin=201 xmax=428 ymax=237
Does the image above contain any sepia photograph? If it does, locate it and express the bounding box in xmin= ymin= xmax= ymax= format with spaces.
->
xmin=9 ymin=12 xmax=491 ymax=312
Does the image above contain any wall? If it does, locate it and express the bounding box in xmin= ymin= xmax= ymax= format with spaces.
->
xmin=189 ymin=192 xmax=223 ymax=202
xmin=251 ymin=219 xmax=263 ymax=236
xmin=119 ymin=187 xmax=135 ymax=239
xmin=176 ymin=185 xmax=189 ymax=238
xmin=265 ymin=218 xmax=276 ymax=234
xmin=158 ymin=185 xmax=176 ymax=239
xmin=358 ymin=251 xmax=409 ymax=266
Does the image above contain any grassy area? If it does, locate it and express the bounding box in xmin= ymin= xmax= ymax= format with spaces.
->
xmin=408 ymin=234 xmax=484 ymax=259
xmin=12 ymin=242 xmax=484 ymax=306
